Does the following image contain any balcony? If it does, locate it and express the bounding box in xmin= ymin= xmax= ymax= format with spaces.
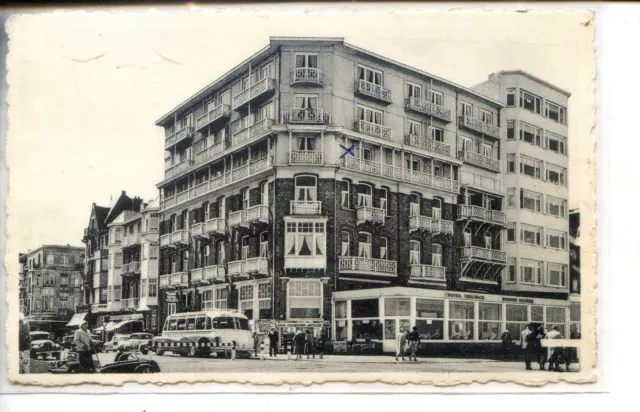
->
xmin=120 ymin=233 xmax=141 ymax=248
xmin=282 ymin=108 xmax=331 ymax=125
xmin=107 ymin=301 xmax=121 ymax=311
xmin=159 ymin=274 xmax=171 ymax=288
xmin=159 ymin=229 xmax=189 ymax=248
xmin=284 ymin=255 xmax=326 ymax=270
xmin=122 ymin=297 xmax=139 ymax=310
xmin=228 ymin=210 xmax=248 ymax=229
xmin=206 ymin=218 xmax=228 ymax=236
xmin=227 ymin=260 xmax=245 ymax=277
xmin=290 ymin=67 xmax=324 ymax=86
xmin=121 ymin=261 xmax=140 ymax=275
xmin=195 ymin=104 xmax=231 ymax=132
xmin=290 ymin=200 xmax=322 ymax=215
xmin=459 ymin=115 xmax=500 ymax=139
xmin=409 ymin=215 xmax=432 ymax=232
xmin=165 ymin=158 xmax=195 ymax=179
xmin=194 ymin=141 xmax=226 ymax=167
xmin=232 ymin=77 xmax=276 ymax=111
xmin=246 ymin=257 xmax=268 ymax=275
xmin=191 ymin=265 xmax=226 ymax=285
xmin=354 ymin=120 xmax=391 ymax=141
xmin=356 ymin=205 xmax=385 ymax=225
xmin=341 ymin=156 xmax=460 ymax=194
xmin=460 ymin=150 xmax=500 ymax=172
xmin=410 ymin=265 xmax=446 ymax=282
xmin=404 ymin=97 xmax=452 ymax=123
xmin=91 ymin=303 xmax=108 ymax=312
xmin=404 ymin=134 xmax=451 ymax=157
xmin=339 ymin=257 xmax=397 ymax=276
xmin=461 ymin=246 xmax=507 ymax=263
xmin=289 ymin=150 xmax=324 ymax=165
xmin=431 ymin=219 xmax=454 ymax=235
xmin=458 ymin=205 xmax=507 ymax=226
xmin=165 ymin=126 xmax=194 ymax=150
xmin=142 ymin=218 xmax=159 ymax=236
xmin=232 ymin=118 xmax=274 ymax=148
xmin=246 ymin=205 xmax=269 ymax=224
xmin=354 ymin=79 xmax=392 ymax=105
xmin=159 ymin=272 xmax=189 ymax=289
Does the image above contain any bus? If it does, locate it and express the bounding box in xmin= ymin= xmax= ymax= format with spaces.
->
xmin=153 ymin=310 xmax=254 ymax=358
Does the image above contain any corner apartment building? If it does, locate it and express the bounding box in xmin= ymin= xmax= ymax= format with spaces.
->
xmin=21 ymin=245 xmax=84 ymax=336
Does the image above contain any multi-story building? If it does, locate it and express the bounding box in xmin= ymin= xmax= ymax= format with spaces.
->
xmin=153 ymin=37 xmax=576 ymax=352
xmin=21 ymin=245 xmax=84 ymax=337
xmin=19 ymin=253 xmax=28 ymax=315
xmin=79 ymin=191 xmax=144 ymax=328
xmin=569 ymin=209 xmax=580 ymax=337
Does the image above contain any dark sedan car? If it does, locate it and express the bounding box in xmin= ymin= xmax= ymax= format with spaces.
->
xmin=50 ymin=349 xmax=160 ymax=374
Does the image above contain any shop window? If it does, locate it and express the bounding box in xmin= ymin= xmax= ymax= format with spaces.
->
xmin=479 ymin=303 xmax=502 ymax=340
xmin=239 ymin=285 xmax=254 ymax=319
xmin=531 ymin=305 xmax=544 ymax=322
xmin=384 ymin=298 xmax=410 ymax=317
xmin=570 ymin=302 xmax=581 ymax=339
xmin=546 ymin=307 xmax=566 ymax=336
xmin=384 ymin=318 xmax=411 ymax=340
xmin=288 ymin=279 xmax=322 ymax=319
xmin=416 ymin=299 xmax=444 ymax=340
xmin=448 ymin=301 xmax=474 ymax=340
xmin=352 ymin=319 xmax=381 ymax=341
xmin=351 ymin=298 xmax=379 ymax=318
xmin=335 ymin=320 xmax=348 ymax=340
xmin=505 ymin=304 xmax=528 ymax=341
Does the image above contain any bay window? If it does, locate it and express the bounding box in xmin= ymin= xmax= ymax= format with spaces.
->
xmin=547 ymin=263 xmax=567 ymax=287
xmin=217 ymin=241 xmax=225 ymax=265
xmin=410 ymin=193 xmax=420 ymax=216
xmin=260 ymin=181 xmax=269 ymax=206
xmin=242 ymin=188 xmax=250 ymax=210
xmin=149 ymin=278 xmax=157 ymax=298
xmin=545 ymin=131 xmax=567 ymax=154
xmin=520 ymin=259 xmax=543 ymax=284
xmin=285 ymin=221 xmax=326 ymax=257
xmin=216 ymin=288 xmax=228 ymax=309
xmin=241 ymin=236 xmax=249 ymax=260
xmin=288 ymin=279 xmax=322 ymax=319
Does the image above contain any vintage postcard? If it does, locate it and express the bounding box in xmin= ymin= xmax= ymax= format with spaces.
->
xmin=4 ymin=6 xmax=597 ymax=386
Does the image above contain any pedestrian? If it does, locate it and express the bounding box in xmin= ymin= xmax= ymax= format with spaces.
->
xmin=268 ymin=328 xmax=279 ymax=357
xmin=520 ymin=324 xmax=536 ymax=370
xmin=407 ymin=326 xmax=421 ymax=362
xmin=545 ymin=326 xmax=563 ymax=372
xmin=305 ymin=330 xmax=316 ymax=359
xmin=535 ymin=325 xmax=547 ymax=370
xmin=316 ymin=330 xmax=327 ymax=359
xmin=395 ymin=328 xmax=407 ymax=361
xmin=501 ymin=329 xmax=515 ymax=360
xmin=252 ymin=332 xmax=260 ymax=357
xmin=293 ymin=329 xmax=306 ymax=360
xmin=74 ymin=321 xmax=95 ymax=373
xmin=19 ymin=314 xmax=31 ymax=374
xmin=564 ymin=330 xmax=581 ymax=371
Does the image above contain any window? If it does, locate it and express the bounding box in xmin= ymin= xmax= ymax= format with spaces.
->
xmin=216 ymin=288 xmax=228 ymax=309
xmin=546 ymin=307 xmax=566 ymax=336
xmin=357 ymin=65 xmax=383 ymax=86
xmin=479 ymin=303 xmax=502 ymax=340
xmin=507 ymin=223 xmax=516 ymax=242
xmin=461 ymin=102 xmax=473 ymax=117
xmin=217 ymin=241 xmax=225 ymax=265
xmin=239 ymin=285 xmax=254 ymax=313
xmin=449 ymin=301 xmax=474 ymax=340
xmin=431 ymin=126 xmax=443 ymax=142
xmin=545 ymin=132 xmax=567 ymax=154
xmin=341 ymin=180 xmax=350 ymax=209
xmin=520 ymin=122 xmax=541 ymax=146
xmin=429 ymin=90 xmax=444 ymax=106
xmin=218 ymin=196 xmax=226 ymax=218
xmin=520 ymin=189 xmax=542 ymax=212
xmin=507 ymin=257 xmax=516 ymax=282
xmin=547 ymin=229 xmax=567 ymax=250
xmin=380 ymin=237 xmax=388 ymax=260
xmin=46 ymin=254 xmax=54 ymax=265
xmin=506 ymin=304 xmax=528 ymax=341
xmin=521 ymin=224 xmax=542 ymax=245
xmin=407 ymin=82 xmax=422 ymax=99
xmin=480 ymin=109 xmax=493 ymax=125
xmin=506 ymin=153 xmax=516 ymax=173
xmin=415 ymin=299 xmax=444 ymax=340
xmin=507 ymin=188 xmax=516 ymax=208
xmin=351 ymin=299 xmax=380 ymax=340
xmin=431 ymin=198 xmax=442 ymax=220
xmin=242 ymin=188 xmax=250 ymax=210
xmin=258 ymin=282 xmax=272 ymax=311
xmin=482 ymin=143 xmax=492 ymax=158
xmin=545 ymin=101 xmax=566 ymax=124
xmin=409 ymin=240 xmax=420 ymax=264
xmin=520 ymin=259 xmax=543 ymax=284
xmin=295 ymin=175 xmax=317 ymax=205
xmin=520 ymin=155 xmax=542 ymax=179
xmin=286 ymin=221 xmax=325 ymax=257
xmin=357 ymin=105 xmax=383 ymax=125
xmin=506 ymin=120 xmax=515 ymax=139
xmin=570 ymin=302 xmax=581 ymax=338
xmin=407 ymin=120 xmax=422 ymax=136
xmin=463 ymin=228 xmax=471 ymax=247
xmin=241 ymin=236 xmax=249 ymax=260
xmin=506 ymin=88 xmax=515 ymax=106
xmin=357 ymin=184 xmax=372 ymax=207
xmin=383 ymin=298 xmax=410 ymax=339
xmin=547 ymin=263 xmax=567 ymax=287
xmin=520 ymin=90 xmax=541 ymax=113
xmin=201 ymin=290 xmax=215 ymax=310
xmin=260 ymin=232 xmax=269 ymax=258
xmin=547 ymin=163 xmax=567 ymax=185
xmin=358 ymin=232 xmax=372 ymax=258
xmin=341 ymin=231 xmax=350 ymax=257
xmin=409 ymin=193 xmax=420 ymax=216
xmin=334 ymin=301 xmax=348 ymax=340
xmin=461 ymin=137 xmax=472 ymax=152
xmin=149 ymin=278 xmax=157 ymax=298
xmin=295 ymin=53 xmax=318 ymax=69
xmin=380 ymin=188 xmax=388 ymax=214
xmin=432 ymin=244 xmax=442 ymax=266
xmin=288 ymin=280 xmax=322 ymax=319
xmin=114 ymin=252 xmax=122 ymax=268
xmin=260 ymin=181 xmax=269 ymax=206
xmin=546 ymin=196 xmax=567 ymax=218
xmin=297 ymin=135 xmax=316 ymax=152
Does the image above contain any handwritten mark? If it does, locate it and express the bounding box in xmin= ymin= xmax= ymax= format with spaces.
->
xmin=155 ymin=51 xmax=181 ymax=65
xmin=339 ymin=144 xmax=355 ymax=159
xmin=65 ymin=52 xmax=107 ymax=63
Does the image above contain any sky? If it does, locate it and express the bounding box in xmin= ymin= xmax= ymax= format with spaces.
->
xmin=5 ymin=6 xmax=595 ymax=256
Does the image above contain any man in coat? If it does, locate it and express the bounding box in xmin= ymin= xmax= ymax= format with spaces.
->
xmin=395 ymin=329 xmax=407 ymax=361
xmin=520 ymin=324 xmax=536 ymax=370
xmin=545 ymin=326 xmax=563 ymax=372
xmin=267 ymin=328 xmax=279 ymax=357
xmin=74 ymin=321 xmax=95 ymax=373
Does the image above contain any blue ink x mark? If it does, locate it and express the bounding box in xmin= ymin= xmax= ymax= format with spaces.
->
xmin=339 ymin=144 xmax=355 ymax=159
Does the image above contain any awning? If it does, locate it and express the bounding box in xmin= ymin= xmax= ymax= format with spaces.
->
xmin=65 ymin=312 xmax=87 ymax=328
xmin=106 ymin=319 xmax=140 ymax=333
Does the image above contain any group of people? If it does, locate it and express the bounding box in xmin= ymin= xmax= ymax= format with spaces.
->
xmin=253 ymin=328 xmax=329 ymax=360
xmin=394 ymin=326 xmax=421 ymax=362
xmin=518 ymin=324 xmax=574 ymax=372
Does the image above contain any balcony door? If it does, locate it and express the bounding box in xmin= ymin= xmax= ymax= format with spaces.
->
xmin=260 ymin=232 xmax=269 ymax=258
xmin=295 ymin=53 xmax=318 ymax=69
xmin=357 ymin=184 xmax=372 ymax=208
xmin=261 ymin=181 xmax=269 ymax=206
xmin=410 ymin=240 xmax=420 ymax=265
xmin=484 ymin=232 xmax=492 ymax=249
xmin=297 ymin=136 xmax=316 ymax=151
xmin=410 ymin=194 xmax=420 ymax=217
xmin=256 ymin=102 xmax=274 ymax=122
xmin=217 ymin=241 xmax=225 ymax=265
xmin=358 ymin=232 xmax=372 ymax=258
xmin=170 ymin=254 xmax=177 ymax=274
xmin=218 ymin=196 xmax=226 ymax=218
xmin=432 ymin=198 xmax=442 ymax=220
xmin=464 ymin=229 xmax=472 ymax=247
xmin=432 ymin=244 xmax=442 ymax=266
xmin=242 ymin=188 xmax=250 ymax=210
xmin=241 ymin=236 xmax=249 ymax=261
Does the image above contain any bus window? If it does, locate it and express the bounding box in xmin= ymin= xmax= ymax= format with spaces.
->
xmin=237 ymin=318 xmax=250 ymax=331
xmin=195 ymin=316 xmax=206 ymax=330
xmin=186 ymin=317 xmax=196 ymax=331
xmin=205 ymin=316 xmax=212 ymax=330
xmin=212 ymin=317 xmax=235 ymax=329
xmin=168 ymin=319 xmax=178 ymax=331
xmin=163 ymin=319 xmax=170 ymax=332
xmin=177 ymin=318 xmax=187 ymax=330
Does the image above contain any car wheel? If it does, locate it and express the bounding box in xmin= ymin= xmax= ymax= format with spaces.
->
xmin=156 ymin=349 xmax=164 ymax=356
xmin=135 ymin=364 xmax=153 ymax=374
xmin=189 ymin=346 xmax=196 ymax=357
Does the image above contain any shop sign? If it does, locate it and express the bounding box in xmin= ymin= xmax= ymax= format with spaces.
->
xmin=501 ymin=297 xmax=535 ymax=304
xmin=333 ymin=341 xmax=348 ymax=353
xmin=446 ymin=292 xmax=485 ymax=301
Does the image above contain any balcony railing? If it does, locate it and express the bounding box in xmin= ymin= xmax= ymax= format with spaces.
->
xmin=461 ymin=246 xmax=507 ymax=263
xmin=122 ymin=297 xmax=139 ymax=310
xmin=194 ymin=141 xmax=225 ymax=167
xmin=339 ymin=257 xmax=397 ymax=276
xmin=409 ymin=215 xmax=433 ymax=232
xmin=159 ymin=230 xmax=189 ymax=247
xmin=290 ymin=200 xmax=322 ymax=215
xmin=160 ymin=156 xmax=273 ymax=210
xmin=246 ymin=257 xmax=268 ymax=275
xmin=165 ymin=126 xmax=194 ymax=150
xmin=195 ymin=104 xmax=231 ymax=132
xmin=91 ymin=303 xmax=107 ymax=312
xmin=170 ymin=272 xmax=189 ymax=288
xmin=341 ymin=156 xmax=460 ymax=194
xmin=228 ymin=210 xmax=248 ymax=229
xmin=459 ymin=115 xmax=500 ymax=139
xmin=232 ymin=77 xmax=276 ymax=110
xmin=282 ymin=108 xmax=331 ymax=125
xmin=290 ymin=67 xmax=324 ymax=86
xmin=404 ymin=134 xmax=451 ymax=157
xmin=460 ymin=150 xmax=500 ymax=172
xmin=165 ymin=159 xmax=195 ymax=179
xmin=246 ymin=205 xmax=269 ymax=224
xmin=431 ymin=219 xmax=454 ymax=235
xmin=410 ymin=265 xmax=446 ymax=281
xmin=404 ymin=97 xmax=452 ymax=122
xmin=159 ymin=274 xmax=171 ymax=288
xmin=206 ymin=218 xmax=228 ymax=236
xmin=357 ymin=206 xmax=385 ymax=225
xmin=121 ymin=233 xmax=141 ymax=248
xmin=227 ymin=260 xmax=245 ymax=277
xmin=192 ymin=265 xmax=226 ymax=284
xmin=232 ymin=118 xmax=273 ymax=148
xmin=354 ymin=79 xmax=392 ymax=104
xmin=122 ymin=261 xmax=140 ymax=274
xmin=354 ymin=120 xmax=392 ymax=141
xmin=458 ymin=205 xmax=506 ymax=226
xmin=289 ymin=150 xmax=324 ymax=165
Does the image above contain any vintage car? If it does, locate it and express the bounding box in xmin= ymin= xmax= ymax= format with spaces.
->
xmin=90 ymin=334 xmax=104 ymax=352
xmin=103 ymin=334 xmax=131 ymax=352
xmin=124 ymin=333 xmax=154 ymax=351
xmin=50 ymin=348 xmax=160 ymax=374
xmin=30 ymin=339 xmax=62 ymax=360
xmin=30 ymin=331 xmax=52 ymax=342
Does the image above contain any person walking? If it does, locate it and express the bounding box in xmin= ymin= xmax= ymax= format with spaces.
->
xmin=293 ymin=329 xmax=306 ymax=360
xmin=545 ymin=326 xmax=563 ymax=372
xmin=19 ymin=314 xmax=31 ymax=374
xmin=268 ymin=328 xmax=279 ymax=357
xmin=252 ymin=332 xmax=260 ymax=357
xmin=501 ymin=329 xmax=516 ymax=360
xmin=305 ymin=330 xmax=316 ymax=359
xmin=74 ymin=321 xmax=95 ymax=373
xmin=535 ymin=325 xmax=547 ymax=370
xmin=316 ymin=330 xmax=328 ymax=359
xmin=407 ymin=326 xmax=421 ymax=362
xmin=520 ymin=324 xmax=535 ymax=370
xmin=395 ymin=328 xmax=407 ymax=361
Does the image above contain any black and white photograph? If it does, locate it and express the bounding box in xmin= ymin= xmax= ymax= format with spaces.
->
xmin=3 ymin=6 xmax=596 ymax=385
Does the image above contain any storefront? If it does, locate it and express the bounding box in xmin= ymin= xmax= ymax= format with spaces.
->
xmin=332 ymin=287 xmax=580 ymax=355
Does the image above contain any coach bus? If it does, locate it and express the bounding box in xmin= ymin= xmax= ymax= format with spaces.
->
xmin=152 ymin=310 xmax=254 ymax=358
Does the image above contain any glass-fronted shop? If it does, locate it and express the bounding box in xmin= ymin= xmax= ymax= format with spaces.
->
xmin=332 ymin=287 xmax=580 ymax=354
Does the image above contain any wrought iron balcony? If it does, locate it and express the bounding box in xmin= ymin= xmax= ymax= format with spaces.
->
xmin=195 ymin=104 xmax=231 ymax=132
xmin=410 ymin=265 xmax=446 ymax=282
xmin=165 ymin=126 xmax=194 ymax=150
xmin=338 ymin=257 xmax=397 ymax=276
xmin=458 ymin=205 xmax=506 ymax=226
xmin=459 ymin=115 xmax=500 ymax=139
xmin=282 ymin=108 xmax=331 ymax=125
xmin=404 ymin=97 xmax=452 ymax=123
xmin=289 ymin=150 xmax=323 ymax=165
xmin=354 ymin=79 xmax=392 ymax=104
xmin=354 ymin=120 xmax=391 ymax=141
xmin=404 ymin=134 xmax=451 ymax=157
xmin=290 ymin=68 xmax=324 ymax=86
xmin=232 ymin=77 xmax=276 ymax=111
xmin=290 ymin=200 xmax=322 ymax=215
xmin=461 ymin=246 xmax=507 ymax=263
xmin=460 ymin=150 xmax=500 ymax=172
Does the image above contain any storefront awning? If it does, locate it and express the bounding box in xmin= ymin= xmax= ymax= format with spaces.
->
xmin=65 ymin=312 xmax=87 ymax=328
xmin=106 ymin=319 xmax=140 ymax=333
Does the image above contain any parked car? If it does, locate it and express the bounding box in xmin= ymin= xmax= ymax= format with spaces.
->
xmin=50 ymin=347 xmax=160 ymax=374
xmin=90 ymin=334 xmax=104 ymax=352
xmin=30 ymin=340 xmax=62 ymax=360
xmin=125 ymin=333 xmax=154 ymax=350
xmin=61 ymin=335 xmax=75 ymax=349
xmin=30 ymin=331 xmax=52 ymax=341
xmin=103 ymin=334 xmax=131 ymax=352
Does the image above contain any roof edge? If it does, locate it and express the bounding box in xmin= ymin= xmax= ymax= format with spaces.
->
xmin=495 ymin=70 xmax=571 ymax=97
